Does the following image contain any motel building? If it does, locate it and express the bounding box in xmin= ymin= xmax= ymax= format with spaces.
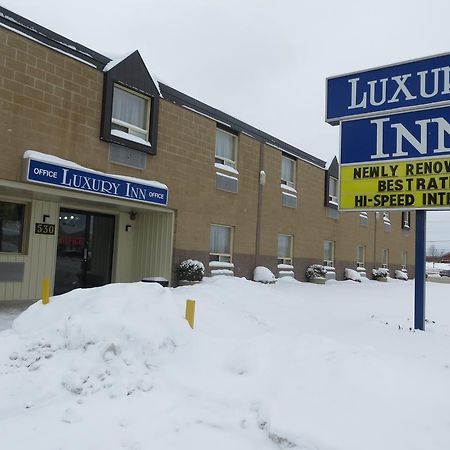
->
xmin=0 ymin=7 xmax=415 ymax=302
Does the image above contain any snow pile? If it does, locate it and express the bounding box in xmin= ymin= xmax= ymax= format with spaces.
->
xmin=6 ymin=283 xmax=188 ymax=402
xmin=253 ymin=266 xmax=276 ymax=283
xmin=344 ymin=268 xmax=362 ymax=282
xmin=395 ymin=270 xmax=408 ymax=280
xmin=1 ymin=277 xmax=450 ymax=450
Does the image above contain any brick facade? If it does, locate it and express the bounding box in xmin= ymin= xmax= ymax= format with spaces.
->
xmin=0 ymin=10 xmax=415 ymax=300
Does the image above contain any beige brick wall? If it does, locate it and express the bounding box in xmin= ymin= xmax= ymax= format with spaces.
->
xmin=0 ymin=27 xmax=415 ymax=283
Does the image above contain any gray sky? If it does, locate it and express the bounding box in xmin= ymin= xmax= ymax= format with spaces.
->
xmin=3 ymin=0 xmax=450 ymax=251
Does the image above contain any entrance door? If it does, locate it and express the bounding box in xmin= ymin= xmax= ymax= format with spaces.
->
xmin=54 ymin=209 xmax=115 ymax=295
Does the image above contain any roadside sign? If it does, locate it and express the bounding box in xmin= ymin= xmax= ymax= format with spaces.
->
xmin=325 ymin=54 xmax=446 ymax=331
xmin=340 ymin=106 xmax=450 ymax=210
xmin=326 ymin=53 xmax=450 ymax=124
xmin=341 ymin=106 xmax=450 ymax=164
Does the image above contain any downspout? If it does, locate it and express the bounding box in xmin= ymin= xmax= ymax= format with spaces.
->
xmin=254 ymin=142 xmax=265 ymax=267
xmin=373 ymin=211 xmax=378 ymax=269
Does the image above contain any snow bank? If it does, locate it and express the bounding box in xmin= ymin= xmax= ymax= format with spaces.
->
xmin=1 ymin=277 xmax=450 ymax=450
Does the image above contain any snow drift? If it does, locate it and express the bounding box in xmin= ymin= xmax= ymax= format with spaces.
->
xmin=1 ymin=276 xmax=450 ymax=450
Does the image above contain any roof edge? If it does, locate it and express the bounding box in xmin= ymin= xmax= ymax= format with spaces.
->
xmin=0 ymin=6 xmax=110 ymax=69
xmin=159 ymin=83 xmax=326 ymax=169
xmin=0 ymin=5 xmax=326 ymax=168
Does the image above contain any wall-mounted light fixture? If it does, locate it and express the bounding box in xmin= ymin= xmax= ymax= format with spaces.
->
xmin=129 ymin=211 xmax=137 ymax=220
xmin=259 ymin=170 xmax=266 ymax=186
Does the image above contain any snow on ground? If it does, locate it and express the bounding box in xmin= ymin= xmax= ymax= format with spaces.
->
xmin=1 ymin=277 xmax=450 ymax=450
xmin=426 ymin=261 xmax=450 ymax=275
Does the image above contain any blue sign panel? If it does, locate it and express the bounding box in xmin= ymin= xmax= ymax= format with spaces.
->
xmin=341 ymin=106 xmax=450 ymax=164
xmin=327 ymin=53 xmax=450 ymax=124
xmin=26 ymin=158 xmax=168 ymax=206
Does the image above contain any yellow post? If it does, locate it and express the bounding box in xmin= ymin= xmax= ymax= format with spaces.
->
xmin=185 ymin=299 xmax=195 ymax=329
xmin=42 ymin=278 xmax=50 ymax=305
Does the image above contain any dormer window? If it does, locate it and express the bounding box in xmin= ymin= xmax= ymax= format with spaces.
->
xmin=325 ymin=156 xmax=339 ymax=209
xmin=328 ymin=176 xmax=338 ymax=204
xmin=111 ymin=84 xmax=150 ymax=144
xmin=215 ymin=128 xmax=237 ymax=169
xmin=100 ymin=50 xmax=160 ymax=154
xmin=281 ymin=155 xmax=296 ymax=188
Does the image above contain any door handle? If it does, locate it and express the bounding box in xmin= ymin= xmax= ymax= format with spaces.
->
xmin=83 ymin=247 xmax=88 ymax=262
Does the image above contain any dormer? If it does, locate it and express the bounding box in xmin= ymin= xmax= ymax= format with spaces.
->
xmin=100 ymin=51 xmax=160 ymax=154
xmin=325 ymin=156 xmax=339 ymax=209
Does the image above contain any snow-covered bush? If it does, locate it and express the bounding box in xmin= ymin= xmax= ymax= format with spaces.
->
xmin=177 ymin=259 xmax=205 ymax=282
xmin=344 ymin=268 xmax=362 ymax=282
xmin=372 ymin=268 xmax=389 ymax=279
xmin=306 ymin=264 xmax=327 ymax=281
xmin=395 ymin=270 xmax=408 ymax=280
xmin=253 ymin=266 xmax=276 ymax=283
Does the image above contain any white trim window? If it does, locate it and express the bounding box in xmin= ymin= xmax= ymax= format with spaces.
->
xmin=281 ymin=155 xmax=296 ymax=189
xmin=402 ymin=211 xmax=411 ymax=229
xmin=356 ymin=245 xmax=365 ymax=268
xmin=328 ymin=176 xmax=338 ymax=204
xmin=277 ymin=234 xmax=293 ymax=265
xmin=0 ymin=200 xmax=26 ymax=253
xmin=112 ymin=84 xmax=151 ymax=142
xmin=359 ymin=211 xmax=369 ymax=226
xmin=383 ymin=211 xmax=391 ymax=232
xmin=382 ymin=248 xmax=389 ymax=269
xmin=401 ymin=251 xmax=407 ymax=271
xmin=210 ymin=224 xmax=233 ymax=263
xmin=323 ymin=240 xmax=335 ymax=267
xmin=215 ymin=128 xmax=237 ymax=169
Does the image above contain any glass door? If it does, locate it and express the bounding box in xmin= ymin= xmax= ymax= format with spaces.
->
xmin=54 ymin=209 xmax=115 ymax=295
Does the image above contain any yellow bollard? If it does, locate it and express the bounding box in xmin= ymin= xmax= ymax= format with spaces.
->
xmin=185 ymin=299 xmax=195 ymax=329
xmin=42 ymin=277 xmax=50 ymax=305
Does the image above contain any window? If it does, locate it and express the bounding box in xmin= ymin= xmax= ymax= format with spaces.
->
xmin=111 ymin=84 xmax=150 ymax=143
xmin=383 ymin=211 xmax=391 ymax=232
xmin=277 ymin=234 xmax=293 ymax=265
xmin=402 ymin=211 xmax=411 ymax=229
xmin=100 ymin=51 xmax=160 ymax=154
xmin=0 ymin=201 xmax=25 ymax=253
xmin=382 ymin=249 xmax=389 ymax=268
xmin=401 ymin=251 xmax=407 ymax=271
xmin=323 ymin=240 xmax=335 ymax=266
xmin=357 ymin=245 xmax=365 ymax=268
xmin=282 ymin=192 xmax=297 ymax=208
xmin=328 ymin=176 xmax=338 ymax=204
xmin=281 ymin=155 xmax=296 ymax=188
xmin=210 ymin=224 xmax=233 ymax=262
xmin=215 ymin=129 xmax=237 ymax=169
xmin=359 ymin=211 xmax=368 ymax=226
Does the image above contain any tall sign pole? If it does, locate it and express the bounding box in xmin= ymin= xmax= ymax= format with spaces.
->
xmin=326 ymin=53 xmax=450 ymax=331
xmin=414 ymin=210 xmax=426 ymax=330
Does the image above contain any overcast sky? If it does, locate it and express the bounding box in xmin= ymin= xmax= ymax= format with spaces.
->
xmin=3 ymin=0 xmax=450 ymax=252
